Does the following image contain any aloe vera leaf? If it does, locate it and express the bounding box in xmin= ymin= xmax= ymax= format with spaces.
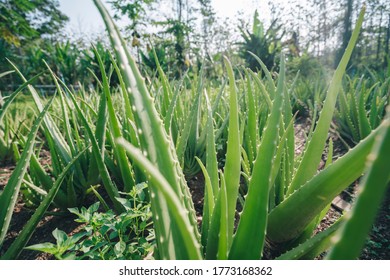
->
xmin=296 ymin=138 xmax=335 ymax=244
xmin=349 ymin=77 xmax=361 ymax=133
xmin=44 ymin=61 xmax=76 ymax=155
xmin=205 ymin=172 xmax=224 ymax=260
xmin=56 ymin=79 xmax=104 ymax=188
xmin=151 ymin=48 xmax=174 ymax=124
xmin=245 ymin=71 xmax=258 ymax=164
xmin=0 ymin=70 xmax=14 ymax=78
xmin=247 ymin=69 xmax=272 ymax=108
xmin=211 ymin=80 xmax=227 ymax=116
xmin=204 ymin=91 xmax=219 ymax=197
xmin=44 ymin=63 xmax=88 ymax=189
xmin=95 ymin=0 xmax=184 ymax=193
xmin=94 ymin=47 xmax=135 ymax=192
xmin=29 ymin=152 xmax=70 ymax=208
xmin=277 ymin=218 xmax=343 ymax=260
xmin=29 ymin=153 xmax=53 ymax=192
xmin=272 ymin=116 xmax=295 ymax=205
xmin=83 ymin=86 xmax=106 ymax=182
xmin=66 ymin=88 xmax=124 ymax=213
xmin=241 ymin=142 xmax=250 ymax=171
xmin=66 ymin=175 xmax=78 ymax=207
xmin=340 ymin=90 xmax=359 ymax=142
xmin=110 ymin=55 xmax=145 ymax=183
xmin=369 ymin=90 xmax=379 ymax=128
xmin=239 ymin=113 xmax=246 ymax=159
xmin=0 ymin=72 xmax=42 ymax=124
xmin=214 ymin=112 xmax=229 ymax=141
xmin=248 ymin=52 xmax=276 ymax=98
xmin=117 ymin=138 xmax=202 ymax=259
xmin=267 ymin=119 xmax=385 ymax=243
xmin=357 ymin=83 xmax=372 ymax=140
xmin=229 ymin=54 xmax=285 ymax=260
xmin=282 ymin=78 xmax=295 ymax=190
xmin=110 ymin=53 xmax=135 ymax=125
xmin=1 ymin=147 xmax=88 ymax=259
xmin=22 ymin=180 xmax=47 ymax=196
xmin=164 ymin=81 xmax=181 ymax=134
xmin=196 ymin=157 xmax=214 ymax=248
xmin=287 ymin=6 xmax=365 ymax=195
xmin=222 ymin=57 xmax=241 ymax=248
xmin=314 ymin=138 xmax=334 ymax=223
xmin=88 ymin=186 xmax=110 ymax=212
xmin=176 ymin=79 xmax=202 ymax=164
xmin=217 ymin=172 xmax=228 ymax=260
xmin=327 ymin=110 xmax=390 ymax=260
xmin=0 ymin=96 xmax=54 ymax=248
xmin=93 ymin=0 xmax=199 ymax=259
xmin=7 ymin=60 xmax=72 ymax=163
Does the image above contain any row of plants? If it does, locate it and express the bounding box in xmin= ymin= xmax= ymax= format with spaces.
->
xmin=0 ymin=1 xmax=389 ymax=259
xmin=0 ymin=39 xmax=118 ymax=91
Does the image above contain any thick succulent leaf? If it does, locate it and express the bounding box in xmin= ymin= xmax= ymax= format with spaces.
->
xmin=277 ymin=218 xmax=343 ymax=260
xmin=0 ymin=72 xmax=42 ymax=124
xmin=0 ymin=97 xmax=54 ymax=248
xmin=117 ymin=138 xmax=202 ymax=259
xmin=66 ymin=86 xmax=124 ymax=213
xmin=1 ymin=148 xmax=88 ymax=259
xmin=222 ymin=57 xmax=241 ymax=248
xmin=93 ymin=0 xmax=199 ymax=258
xmin=229 ymin=54 xmax=285 ymax=260
xmin=327 ymin=108 xmax=390 ymax=259
xmin=94 ymin=47 xmax=135 ymax=192
xmin=267 ymin=119 xmax=385 ymax=243
xmin=7 ymin=60 xmax=72 ymax=163
xmin=287 ymin=6 xmax=365 ymax=195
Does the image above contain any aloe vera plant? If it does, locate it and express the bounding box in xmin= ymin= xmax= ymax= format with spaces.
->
xmin=335 ymin=75 xmax=389 ymax=145
xmin=327 ymin=108 xmax=390 ymax=260
xmin=0 ymin=97 xmax=54 ymax=249
xmin=92 ymin=0 xmax=390 ymax=260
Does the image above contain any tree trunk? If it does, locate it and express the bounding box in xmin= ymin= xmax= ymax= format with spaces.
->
xmin=384 ymin=13 xmax=390 ymax=68
xmin=335 ymin=0 xmax=353 ymax=67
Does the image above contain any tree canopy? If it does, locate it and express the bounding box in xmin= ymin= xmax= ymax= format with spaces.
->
xmin=0 ymin=0 xmax=68 ymax=46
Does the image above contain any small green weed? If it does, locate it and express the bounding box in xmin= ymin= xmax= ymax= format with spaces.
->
xmin=27 ymin=196 xmax=154 ymax=260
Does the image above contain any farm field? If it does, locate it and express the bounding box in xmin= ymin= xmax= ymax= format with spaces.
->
xmin=0 ymin=0 xmax=389 ymax=260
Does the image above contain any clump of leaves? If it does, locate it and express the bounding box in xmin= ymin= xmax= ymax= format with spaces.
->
xmin=27 ymin=186 xmax=154 ymax=260
xmin=239 ymin=10 xmax=283 ymax=71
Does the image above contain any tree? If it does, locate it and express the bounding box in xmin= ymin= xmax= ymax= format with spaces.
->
xmin=0 ymin=0 xmax=68 ymax=47
xmin=198 ymin=0 xmax=215 ymax=58
xmin=108 ymin=0 xmax=155 ymax=39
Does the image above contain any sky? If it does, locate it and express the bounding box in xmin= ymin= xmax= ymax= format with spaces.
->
xmin=58 ymin=0 xmax=272 ymax=36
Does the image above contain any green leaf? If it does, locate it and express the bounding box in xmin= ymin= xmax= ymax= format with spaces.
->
xmin=93 ymin=46 xmax=135 ymax=192
xmin=223 ymin=57 xmax=241 ymax=248
xmin=25 ymin=242 xmax=57 ymax=254
xmin=277 ymin=218 xmax=343 ymax=260
xmin=93 ymin=0 xmax=199 ymax=259
xmin=117 ymin=138 xmax=202 ymax=259
xmin=267 ymin=119 xmax=384 ymax=243
xmin=229 ymin=54 xmax=285 ymax=260
xmin=1 ymin=146 xmax=89 ymax=259
xmin=114 ymin=241 xmax=126 ymax=257
xmin=0 ymin=96 xmax=54 ymax=248
xmin=327 ymin=108 xmax=390 ymax=259
xmin=287 ymin=6 xmax=365 ymax=195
